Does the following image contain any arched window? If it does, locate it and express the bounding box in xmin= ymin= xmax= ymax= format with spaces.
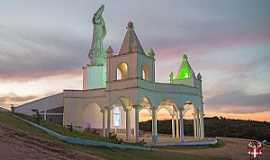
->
xmin=113 ymin=107 xmax=121 ymax=127
xmin=116 ymin=62 xmax=128 ymax=80
xmin=142 ymin=64 xmax=150 ymax=80
xmin=142 ymin=69 xmax=146 ymax=80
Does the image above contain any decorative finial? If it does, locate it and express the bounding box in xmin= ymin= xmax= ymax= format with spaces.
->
xmin=106 ymin=46 xmax=114 ymax=57
xmin=127 ymin=21 xmax=134 ymax=30
xmin=169 ymin=72 xmax=174 ymax=84
xmin=146 ymin=48 xmax=155 ymax=58
xmin=183 ymin=54 xmax=188 ymax=60
xmin=197 ymin=73 xmax=202 ymax=80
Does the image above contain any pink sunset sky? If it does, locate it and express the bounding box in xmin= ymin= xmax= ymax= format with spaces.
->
xmin=0 ymin=0 xmax=270 ymax=122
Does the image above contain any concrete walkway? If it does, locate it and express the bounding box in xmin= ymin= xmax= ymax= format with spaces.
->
xmin=117 ymin=133 xmax=218 ymax=147
xmin=146 ymin=138 xmax=218 ymax=147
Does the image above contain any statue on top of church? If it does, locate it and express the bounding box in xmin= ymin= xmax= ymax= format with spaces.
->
xmin=88 ymin=5 xmax=107 ymax=65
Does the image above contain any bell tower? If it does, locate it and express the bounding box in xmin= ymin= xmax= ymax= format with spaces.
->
xmin=106 ymin=22 xmax=155 ymax=89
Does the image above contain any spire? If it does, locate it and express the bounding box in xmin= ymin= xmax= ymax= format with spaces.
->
xmin=175 ymin=54 xmax=195 ymax=80
xmin=119 ymin=21 xmax=145 ymax=55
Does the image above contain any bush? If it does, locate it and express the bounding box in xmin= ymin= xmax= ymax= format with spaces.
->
xmin=108 ymin=132 xmax=123 ymax=144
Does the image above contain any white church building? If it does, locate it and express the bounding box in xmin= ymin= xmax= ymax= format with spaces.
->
xmin=14 ymin=6 xmax=205 ymax=144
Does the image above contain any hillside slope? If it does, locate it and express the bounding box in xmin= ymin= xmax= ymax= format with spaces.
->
xmin=0 ymin=112 xmax=220 ymax=160
xmin=0 ymin=112 xmax=101 ymax=160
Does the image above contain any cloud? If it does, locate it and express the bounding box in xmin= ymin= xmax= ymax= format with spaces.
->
xmin=205 ymin=91 xmax=270 ymax=113
xmin=0 ymin=0 xmax=270 ymax=83
xmin=0 ymin=93 xmax=38 ymax=106
xmin=0 ymin=68 xmax=81 ymax=82
xmin=0 ymin=70 xmax=82 ymax=98
xmin=0 ymin=24 xmax=89 ymax=81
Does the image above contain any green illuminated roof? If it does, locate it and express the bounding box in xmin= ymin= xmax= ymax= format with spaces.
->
xmin=175 ymin=54 xmax=195 ymax=80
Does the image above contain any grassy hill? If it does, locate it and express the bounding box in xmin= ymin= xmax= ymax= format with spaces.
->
xmin=0 ymin=111 xmax=225 ymax=160
xmin=140 ymin=116 xmax=270 ymax=141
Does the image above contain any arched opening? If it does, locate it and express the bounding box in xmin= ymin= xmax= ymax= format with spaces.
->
xmin=155 ymin=99 xmax=178 ymax=143
xmin=138 ymin=108 xmax=152 ymax=141
xmin=137 ymin=96 xmax=153 ymax=142
xmin=156 ymin=107 xmax=172 ymax=135
xmin=142 ymin=64 xmax=150 ymax=80
xmin=116 ymin=62 xmax=128 ymax=80
xmin=142 ymin=70 xmax=146 ymax=80
xmin=182 ymin=101 xmax=198 ymax=141
xmin=112 ymin=107 xmax=121 ymax=128
xmin=110 ymin=104 xmax=126 ymax=137
xmin=109 ymin=96 xmax=133 ymax=141
xmin=82 ymin=103 xmax=103 ymax=130
xmin=139 ymin=108 xmax=152 ymax=122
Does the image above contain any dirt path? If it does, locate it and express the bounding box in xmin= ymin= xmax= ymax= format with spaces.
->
xmin=0 ymin=124 xmax=102 ymax=160
xmin=163 ymin=137 xmax=270 ymax=160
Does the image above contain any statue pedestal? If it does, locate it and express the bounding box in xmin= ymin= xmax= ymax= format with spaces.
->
xmin=83 ymin=64 xmax=106 ymax=90
xmin=93 ymin=56 xmax=106 ymax=65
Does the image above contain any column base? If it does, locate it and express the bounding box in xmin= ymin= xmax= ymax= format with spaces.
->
xmin=152 ymin=135 xmax=158 ymax=144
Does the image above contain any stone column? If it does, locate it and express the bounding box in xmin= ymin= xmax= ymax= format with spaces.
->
xmin=196 ymin=113 xmax=201 ymax=139
xmin=44 ymin=110 xmax=47 ymax=120
xmin=179 ymin=109 xmax=184 ymax=142
xmin=106 ymin=108 xmax=111 ymax=137
xmin=102 ymin=109 xmax=107 ymax=137
xmin=176 ymin=110 xmax=180 ymax=139
xmin=193 ymin=113 xmax=197 ymax=139
xmin=125 ymin=107 xmax=132 ymax=141
xmin=135 ymin=105 xmax=140 ymax=143
xmin=171 ymin=114 xmax=175 ymax=138
xmin=152 ymin=107 xmax=157 ymax=144
xmin=199 ymin=113 xmax=205 ymax=139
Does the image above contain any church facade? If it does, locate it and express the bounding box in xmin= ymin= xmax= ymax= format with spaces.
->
xmin=14 ymin=6 xmax=205 ymax=144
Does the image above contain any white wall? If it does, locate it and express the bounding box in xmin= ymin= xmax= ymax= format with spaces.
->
xmin=63 ymin=97 xmax=103 ymax=129
xmin=83 ymin=103 xmax=103 ymax=129
xmin=14 ymin=93 xmax=64 ymax=115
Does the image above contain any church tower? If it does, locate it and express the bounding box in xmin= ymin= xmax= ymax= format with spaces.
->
xmin=106 ymin=22 xmax=155 ymax=89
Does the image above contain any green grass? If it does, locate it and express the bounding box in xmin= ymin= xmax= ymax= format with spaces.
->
xmin=15 ymin=113 xmax=108 ymax=141
xmin=0 ymin=112 xmax=48 ymax=137
xmin=0 ymin=111 xmax=61 ymax=147
xmin=0 ymin=112 xmax=224 ymax=160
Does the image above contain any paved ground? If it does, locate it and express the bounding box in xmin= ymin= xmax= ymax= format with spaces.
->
xmin=162 ymin=137 xmax=270 ymax=160
xmin=0 ymin=124 xmax=101 ymax=160
xmin=118 ymin=133 xmax=270 ymax=160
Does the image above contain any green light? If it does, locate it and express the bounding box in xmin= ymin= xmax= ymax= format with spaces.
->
xmin=176 ymin=55 xmax=192 ymax=80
